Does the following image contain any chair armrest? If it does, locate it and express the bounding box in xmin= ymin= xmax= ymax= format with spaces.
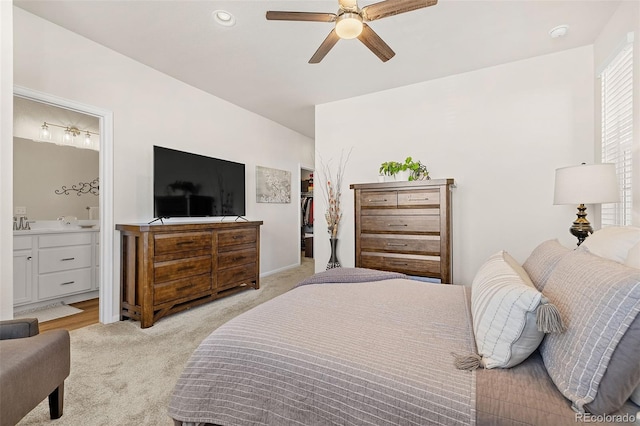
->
xmin=0 ymin=318 xmax=39 ymax=340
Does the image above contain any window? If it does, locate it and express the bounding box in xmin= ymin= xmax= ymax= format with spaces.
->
xmin=600 ymin=34 xmax=634 ymax=227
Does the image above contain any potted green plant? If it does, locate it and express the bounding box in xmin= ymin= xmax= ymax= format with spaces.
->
xmin=379 ymin=157 xmax=430 ymax=181
xmin=403 ymin=157 xmax=430 ymax=181
xmin=379 ymin=161 xmax=404 ymax=181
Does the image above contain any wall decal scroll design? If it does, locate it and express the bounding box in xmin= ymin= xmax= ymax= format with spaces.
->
xmin=55 ymin=177 xmax=99 ymax=196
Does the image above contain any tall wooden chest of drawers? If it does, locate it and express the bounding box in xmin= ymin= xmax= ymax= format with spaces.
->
xmin=350 ymin=180 xmax=454 ymax=283
xmin=116 ymin=221 xmax=262 ymax=328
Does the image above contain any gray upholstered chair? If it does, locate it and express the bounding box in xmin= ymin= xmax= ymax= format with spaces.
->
xmin=0 ymin=318 xmax=70 ymax=425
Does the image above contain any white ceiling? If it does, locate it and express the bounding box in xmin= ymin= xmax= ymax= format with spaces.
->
xmin=14 ymin=0 xmax=622 ymax=139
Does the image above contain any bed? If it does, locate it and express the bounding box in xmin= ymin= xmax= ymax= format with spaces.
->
xmin=169 ymin=228 xmax=640 ymax=426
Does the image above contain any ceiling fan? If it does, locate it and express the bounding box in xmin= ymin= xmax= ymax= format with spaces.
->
xmin=266 ymin=0 xmax=438 ymax=64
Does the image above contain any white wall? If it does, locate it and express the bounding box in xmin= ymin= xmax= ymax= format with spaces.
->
xmin=0 ymin=3 xmax=14 ymax=320
xmin=593 ymin=1 xmax=640 ymax=226
xmin=10 ymin=8 xmax=314 ymax=321
xmin=316 ymin=46 xmax=594 ymax=285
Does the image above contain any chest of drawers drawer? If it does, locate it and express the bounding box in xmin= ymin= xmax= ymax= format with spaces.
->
xmin=360 ymin=191 xmax=397 ymax=207
xmin=360 ymin=234 xmax=440 ymax=255
xmin=218 ymin=263 xmax=258 ymax=291
xmin=39 ymin=246 xmax=92 ymax=273
xmin=218 ymin=248 xmax=257 ymax=269
xmin=154 ymin=255 xmax=212 ymax=283
xmin=360 ymin=215 xmax=440 ymax=234
xmin=154 ymin=274 xmax=211 ymax=305
xmin=154 ymin=232 xmax=212 ymax=255
xmin=360 ymin=253 xmax=441 ymax=277
xmin=218 ymin=228 xmax=256 ymax=250
xmin=397 ymin=190 xmax=440 ymax=207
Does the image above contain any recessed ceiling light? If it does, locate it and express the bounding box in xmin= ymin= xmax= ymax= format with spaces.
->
xmin=549 ymin=25 xmax=569 ymax=39
xmin=213 ymin=10 xmax=235 ymax=27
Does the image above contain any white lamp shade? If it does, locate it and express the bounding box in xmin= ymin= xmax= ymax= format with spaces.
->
xmin=554 ymin=163 xmax=620 ymax=205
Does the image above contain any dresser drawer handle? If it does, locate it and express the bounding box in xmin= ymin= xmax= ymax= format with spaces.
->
xmin=389 ymin=262 xmax=409 ymax=266
xmin=176 ymin=283 xmax=195 ymax=291
xmin=61 ymin=257 xmax=76 ymax=261
xmin=177 ymin=266 xmax=195 ymax=272
xmin=61 ymin=281 xmax=75 ymax=285
xmin=386 ymin=243 xmax=408 ymax=247
xmin=408 ymin=197 xmax=429 ymax=201
xmin=367 ymin=199 xmax=388 ymax=203
xmin=176 ymin=241 xmax=194 ymax=246
xmin=388 ymin=224 xmax=408 ymax=227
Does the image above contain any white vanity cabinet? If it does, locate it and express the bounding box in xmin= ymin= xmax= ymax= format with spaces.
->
xmin=13 ymin=230 xmax=99 ymax=310
xmin=13 ymin=236 xmax=33 ymax=306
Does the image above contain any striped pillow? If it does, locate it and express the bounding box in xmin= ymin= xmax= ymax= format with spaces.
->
xmin=523 ymin=239 xmax=571 ymax=291
xmin=471 ymin=251 xmax=547 ymax=369
xmin=539 ymin=249 xmax=640 ymax=413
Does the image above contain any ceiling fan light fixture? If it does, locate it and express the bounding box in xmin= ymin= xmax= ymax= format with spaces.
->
xmin=335 ymin=13 xmax=363 ymax=39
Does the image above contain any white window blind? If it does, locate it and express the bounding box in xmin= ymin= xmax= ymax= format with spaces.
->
xmin=600 ymin=37 xmax=633 ymax=227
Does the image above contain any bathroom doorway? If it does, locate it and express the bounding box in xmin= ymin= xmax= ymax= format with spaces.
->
xmin=13 ymin=86 xmax=114 ymax=325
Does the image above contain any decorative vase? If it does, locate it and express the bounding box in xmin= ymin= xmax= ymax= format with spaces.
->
xmin=326 ymin=237 xmax=341 ymax=270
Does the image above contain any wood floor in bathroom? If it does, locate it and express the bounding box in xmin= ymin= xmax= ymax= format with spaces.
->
xmin=39 ymin=298 xmax=99 ymax=333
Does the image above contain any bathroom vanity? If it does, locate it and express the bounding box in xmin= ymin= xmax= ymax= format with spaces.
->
xmin=13 ymin=224 xmax=100 ymax=312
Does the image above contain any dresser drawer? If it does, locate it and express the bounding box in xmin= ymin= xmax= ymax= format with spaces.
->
xmin=218 ymin=228 xmax=256 ymax=249
xmin=217 ymin=264 xmax=257 ymax=290
xmin=360 ymin=234 xmax=440 ymax=255
xmin=360 ymin=191 xmax=397 ymax=207
xmin=154 ymin=255 xmax=211 ymax=283
xmin=39 ymin=232 xmax=92 ymax=248
xmin=39 ymin=268 xmax=93 ymax=299
xmin=397 ymin=190 xmax=440 ymax=207
xmin=154 ymin=232 xmax=212 ymax=255
xmin=39 ymin=246 xmax=92 ymax=273
xmin=360 ymin=215 xmax=440 ymax=233
xmin=360 ymin=253 xmax=441 ymax=277
xmin=154 ymin=274 xmax=211 ymax=305
xmin=218 ymin=248 xmax=257 ymax=269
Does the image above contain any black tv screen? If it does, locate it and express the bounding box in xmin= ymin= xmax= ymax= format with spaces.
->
xmin=153 ymin=146 xmax=246 ymax=218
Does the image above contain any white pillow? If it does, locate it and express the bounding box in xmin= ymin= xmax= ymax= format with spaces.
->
xmin=471 ymin=251 xmax=549 ymax=369
xmin=581 ymin=226 xmax=640 ymax=264
xmin=625 ymin=242 xmax=640 ymax=269
xmin=631 ymin=385 xmax=640 ymax=405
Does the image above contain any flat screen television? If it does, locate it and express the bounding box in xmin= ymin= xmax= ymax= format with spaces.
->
xmin=153 ymin=146 xmax=246 ymax=218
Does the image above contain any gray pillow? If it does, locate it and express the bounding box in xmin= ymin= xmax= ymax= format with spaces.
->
xmin=522 ymin=240 xmax=572 ymax=291
xmin=584 ymin=312 xmax=640 ymax=414
xmin=539 ymin=248 xmax=640 ymax=414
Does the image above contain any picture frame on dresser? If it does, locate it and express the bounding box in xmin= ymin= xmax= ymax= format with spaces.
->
xmin=350 ymin=179 xmax=454 ymax=283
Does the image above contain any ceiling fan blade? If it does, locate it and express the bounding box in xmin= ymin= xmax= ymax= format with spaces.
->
xmin=357 ymin=24 xmax=395 ymax=62
xmin=266 ymin=11 xmax=337 ymax=22
xmin=309 ymin=29 xmax=340 ymax=64
xmin=362 ymin=0 xmax=437 ymax=22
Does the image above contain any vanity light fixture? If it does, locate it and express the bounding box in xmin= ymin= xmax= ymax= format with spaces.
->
xmin=213 ymin=10 xmax=235 ymax=26
xmin=37 ymin=121 xmax=99 ymax=150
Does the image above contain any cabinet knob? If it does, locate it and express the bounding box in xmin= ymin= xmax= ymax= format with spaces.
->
xmin=27 ymin=256 xmax=32 ymax=261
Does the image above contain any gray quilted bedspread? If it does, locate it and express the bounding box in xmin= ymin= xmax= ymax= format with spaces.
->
xmin=169 ymin=279 xmax=476 ymax=426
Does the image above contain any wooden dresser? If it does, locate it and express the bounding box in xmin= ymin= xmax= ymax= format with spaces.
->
xmin=350 ymin=180 xmax=454 ymax=283
xmin=116 ymin=221 xmax=262 ymax=328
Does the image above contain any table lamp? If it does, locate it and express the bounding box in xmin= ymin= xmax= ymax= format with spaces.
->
xmin=554 ymin=163 xmax=619 ymax=246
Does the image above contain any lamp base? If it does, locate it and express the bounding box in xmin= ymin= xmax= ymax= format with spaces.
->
xmin=570 ymin=203 xmax=593 ymax=246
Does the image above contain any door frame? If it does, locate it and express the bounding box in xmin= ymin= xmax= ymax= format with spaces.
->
xmin=13 ymin=85 xmax=115 ymax=324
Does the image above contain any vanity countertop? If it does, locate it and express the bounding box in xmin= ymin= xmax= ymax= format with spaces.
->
xmin=14 ymin=227 xmax=99 ymax=236
xmin=13 ymin=219 xmax=100 ymax=236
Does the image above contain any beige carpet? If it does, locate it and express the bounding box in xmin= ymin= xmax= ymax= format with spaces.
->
xmin=18 ymin=257 xmax=315 ymax=426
